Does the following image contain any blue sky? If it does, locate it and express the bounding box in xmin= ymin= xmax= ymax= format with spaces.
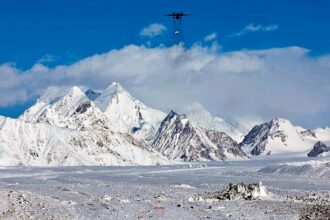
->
xmin=0 ymin=0 xmax=330 ymax=128
xmin=1 ymin=0 xmax=329 ymax=68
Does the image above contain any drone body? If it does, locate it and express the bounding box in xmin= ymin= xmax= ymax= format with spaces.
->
xmin=165 ymin=12 xmax=191 ymax=20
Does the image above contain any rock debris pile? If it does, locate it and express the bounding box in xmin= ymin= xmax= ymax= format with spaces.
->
xmin=203 ymin=182 xmax=268 ymax=201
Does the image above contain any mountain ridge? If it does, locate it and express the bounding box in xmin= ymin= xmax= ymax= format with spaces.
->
xmin=0 ymin=82 xmax=329 ymax=166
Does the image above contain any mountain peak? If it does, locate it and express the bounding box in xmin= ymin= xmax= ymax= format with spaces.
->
xmin=268 ymin=117 xmax=293 ymax=130
xmin=104 ymin=82 xmax=125 ymax=94
xmin=67 ymin=86 xmax=84 ymax=97
xmin=162 ymin=111 xmax=189 ymax=125
xmin=167 ymin=110 xmax=179 ymax=118
xmin=94 ymin=82 xmax=135 ymax=112
xmin=153 ymin=110 xmax=247 ymax=161
xmin=240 ymin=117 xmax=316 ymax=156
xmin=270 ymin=117 xmax=289 ymax=124
xmin=91 ymin=82 xmax=166 ymax=140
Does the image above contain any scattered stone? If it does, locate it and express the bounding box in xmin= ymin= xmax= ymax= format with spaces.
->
xmin=154 ymin=205 xmax=165 ymax=210
xmin=213 ymin=206 xmax=225 ymax=211
xmin=154 ymin=195 xmax=166 ymax=201
xmin=173 ymin=184 xmax=195 ymax=189
xmin=188 ymin=197 xmax=194 ymax=202
xmin=119 ymin=199 xmax=130 ymax=203
xmin=100 ymin=193 xmax=113 ymax=201
xmin=198 ymin=197 xmax=205 ymax=202
xmin=188 ymin=163 xmax=208 ymax=168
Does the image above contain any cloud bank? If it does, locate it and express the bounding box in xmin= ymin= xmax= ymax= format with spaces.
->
xmin=0 ymin=44 xmax=329 ymax=127
xmin=140 ymin=23 xmax=167 ymax=37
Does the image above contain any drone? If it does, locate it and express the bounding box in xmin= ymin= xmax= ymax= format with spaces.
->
xmin=165 ymin=12 xmax=191 ymax=35
xmin=165 ymin=12 xmax=191 ymax=20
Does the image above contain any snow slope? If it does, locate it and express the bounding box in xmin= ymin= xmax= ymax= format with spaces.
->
xmin=259 ymin=160 xmax=330 ymax=179
xmin=185 ymin=103 xmax=245 ymax=142
xmin=94 ymin=82 xmax=166 ymax=141
xmin=152 ymin=111 xmax=247 ymax=161
xmin=313 ymin=127 xmax=330 ymax=145
xmin=240 ymin=118 xmax=319 ymax=157
xmin=0 ymin=116 xmax=169 ymax=166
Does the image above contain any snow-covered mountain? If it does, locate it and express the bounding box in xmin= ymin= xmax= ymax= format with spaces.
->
xmin=93 ymin=82 xmax=166 ymax=141
xmin=239 ymin=118 xmax=325 ymax=157
xmin=0 ymin=116 xmax=169 ymax=166
xmin=3 ymin=82 xmax=329 ymax=166
xmin=152 ymin=111 xmax=247 ymax=161
xmin=20 ymin=86 xmax=109 ymax=131
xmin=9 ymin=84 xmax=170 ymax=166
xmin=185 ymin=103 xmax=245 ymax=142
xmin=21 ymin=83 xmax=166 ymax=141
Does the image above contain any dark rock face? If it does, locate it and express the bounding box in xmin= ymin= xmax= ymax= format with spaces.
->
xmin=308 ymin=141 xmax=330 ymax=157
xmin=85 ymin=89 xmax=101 ymax=101
xmin=74 ymin=101 xmax=92 ymax=114
xmin=205 ymin=130 xmax=247 ymax=159
xmin=301 ymin=129 xmax=317 ymax=138
xmin=152 ymin=111 xmax=247 ymax=161
xmin=239 ymin=122 xmax=271 ymax=156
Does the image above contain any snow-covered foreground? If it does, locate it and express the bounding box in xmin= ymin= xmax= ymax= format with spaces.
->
xmin=0 ymin=158 xmax=329 ymax=219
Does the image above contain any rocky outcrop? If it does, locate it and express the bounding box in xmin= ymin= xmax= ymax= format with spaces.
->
xmin=203 ymin=182 xmax=267 ymax=201
xmin=308 ymin=141 xmax=330 ymax=157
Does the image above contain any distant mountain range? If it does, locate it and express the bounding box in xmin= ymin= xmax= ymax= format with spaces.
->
xmin=0 ymin=82 xmax=329 ymax=166
xmin=240 ymin=118 xmax=330 ymax=157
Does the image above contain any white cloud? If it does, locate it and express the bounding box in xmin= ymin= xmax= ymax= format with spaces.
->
xmin=140 ymin=23 xmax=167 ymax=37
xmin=0 ymin=45 xmax=329 ymax=128
xmin=235 ymin=23 xmax=279 ymax=36
xmin=37 ymin=54 xmax=55 ymax=64
xmin=204 ymin=32 xmax=217 ymax=42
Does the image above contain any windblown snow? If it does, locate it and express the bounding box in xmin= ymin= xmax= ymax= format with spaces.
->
xmin=185 ymin=103 xmax=245 ymax=142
